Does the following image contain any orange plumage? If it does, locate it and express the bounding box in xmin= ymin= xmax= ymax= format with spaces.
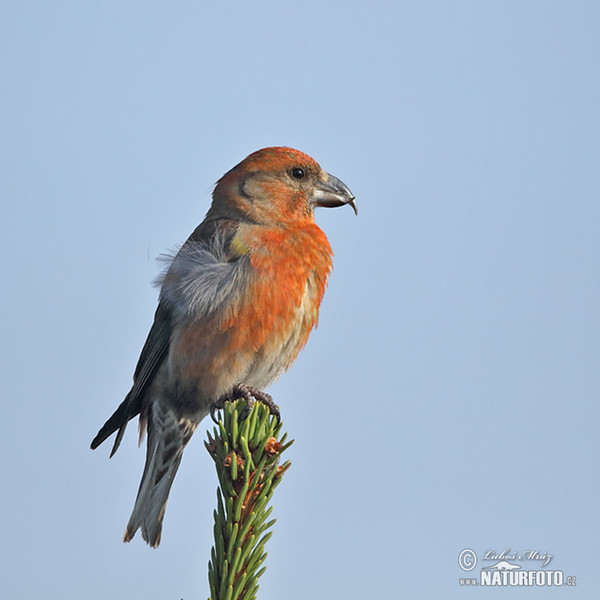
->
xmin=91 ymin=147 xmax=356 ymax=546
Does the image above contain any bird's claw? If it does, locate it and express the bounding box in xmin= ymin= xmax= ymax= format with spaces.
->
xmin=236 ymin=384 xmax=280 ymax=423
xmin=210 ymin=384 xmax=280 ymax=424
xmin=209 ymin=398 xmax=226 ymax=424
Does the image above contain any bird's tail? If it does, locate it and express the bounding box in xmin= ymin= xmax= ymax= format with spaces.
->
xmin=124 ymin=400 xmax=198 ymax=547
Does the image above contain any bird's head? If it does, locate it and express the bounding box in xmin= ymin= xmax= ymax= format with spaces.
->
xmin=211 ymin=147 xmax=356 ymax=225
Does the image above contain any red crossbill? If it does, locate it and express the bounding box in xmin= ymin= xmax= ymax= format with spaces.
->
xmin=91 ymin=147 xmax=356 ymax=547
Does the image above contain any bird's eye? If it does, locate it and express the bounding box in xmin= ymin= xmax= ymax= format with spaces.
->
xmin=291 ymin=167 xmax=305 ymax=179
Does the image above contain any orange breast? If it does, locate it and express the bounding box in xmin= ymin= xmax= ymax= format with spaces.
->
xmin=168 ymin=222 xmax=333 ymax=401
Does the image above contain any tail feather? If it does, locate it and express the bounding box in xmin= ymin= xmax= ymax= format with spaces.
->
xmin=123 ymin=400 xmax=199 ymax=547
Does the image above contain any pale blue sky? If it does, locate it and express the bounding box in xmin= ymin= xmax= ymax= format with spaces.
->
xmin=1 ymin=2 xmax=599 ymax=598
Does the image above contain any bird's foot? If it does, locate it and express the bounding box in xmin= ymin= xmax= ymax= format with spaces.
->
xmin=210 ymin=384 xmax=280 ymax=424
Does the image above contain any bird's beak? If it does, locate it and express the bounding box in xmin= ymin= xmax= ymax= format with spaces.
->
xmin=313 ymin=172 xmax=358 ymax=215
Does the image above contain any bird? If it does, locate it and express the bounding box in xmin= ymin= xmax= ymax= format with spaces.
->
xmin=91 ymin=146 xmax=356 ymax=547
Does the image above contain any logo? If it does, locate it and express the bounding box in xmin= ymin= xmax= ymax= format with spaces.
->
xmin=482 ymin=560 xmax=521 ymax=571
xmin=457 ymin=548 xmax=577 ymax=588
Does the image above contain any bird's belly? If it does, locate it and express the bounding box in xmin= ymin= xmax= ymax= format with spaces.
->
xmin=167 ymin=277 xmax=318 ymax=406
xmin=242 ymin=317 xmax=306 ymax=389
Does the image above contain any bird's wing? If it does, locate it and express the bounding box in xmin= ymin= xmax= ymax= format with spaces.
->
xmin=90 ymin=302 xmax=172 ymax=456
xmin=91 ymin=217 xmax=244 ymax=456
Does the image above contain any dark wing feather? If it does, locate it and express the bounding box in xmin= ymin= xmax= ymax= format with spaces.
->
xmin=90 ymin=302 xmax=172 ymax=456
xmin=91 ymin=216 xmax=235 ymax=456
